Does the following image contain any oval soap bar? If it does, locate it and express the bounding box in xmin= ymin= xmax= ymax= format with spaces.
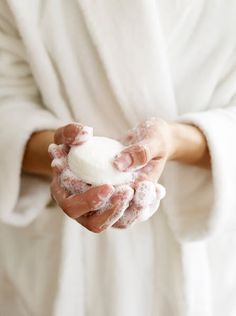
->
xmin=67 ymin=136 xmax=133 ymax=185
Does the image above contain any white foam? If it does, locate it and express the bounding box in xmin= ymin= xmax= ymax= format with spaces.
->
xmin=134 ymin=181 xmax=156 ymax=207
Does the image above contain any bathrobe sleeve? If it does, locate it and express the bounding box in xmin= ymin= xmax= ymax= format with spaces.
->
xmin=164 ymin=105 xmax=236 ymax=241
xmin=0 ymin=9 xmax=63 ymax=226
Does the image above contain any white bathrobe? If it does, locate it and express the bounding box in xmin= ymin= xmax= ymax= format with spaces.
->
xmin=0 ymin=0 xmax=236 ymax=315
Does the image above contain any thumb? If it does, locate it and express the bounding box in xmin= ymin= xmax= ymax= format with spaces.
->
xmin=113 ymin=139 xmax=160 ymax=171
xmin=54 ymin=123 xmax=93 ymax=146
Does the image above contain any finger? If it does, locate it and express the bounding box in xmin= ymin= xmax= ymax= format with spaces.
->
xmin=155 ymin=183 xmax=166 ymax=200
xmin=135 ymin=200 xmax=161 ymax=223
xmin=60 ymin=168 xmax=90 ymax=194
xmin=54 ymin=123 xmax=93 ymax=146
xmin=112 ymin=181 xmax=161 ymax=228
xmin=59 ymin=184 xmax=115 ymax=219
xmin=114 ymin=118 xmax=169 ymax=171
xmin=48 ymin=143 xmax=68 ymax=159
xmin=50 ymin=170 xmax=70 ymax=205
xmin=136 ymin=196 xmax=161 ymax=223
xmin=113 ymin=142 xmax=153 ymax=172
xmin=112 ymin=199 xmax=160 ymax=229
xmin=132 ymin=183 xmax=165 ymax=223
xmin=133 ymin=181 xmax=157 ymax=207
xmin=51 ymin=158 xmax=67 ymax=173
xmin=48 ymin=144 xmax=68 ymax=173
xmin=136 ymin=158 xmax=166 ymax=182
xmin=77 ymin=185 xmax=134 ymax=233
xmin=132 ymin=181 xmax=165 ymax=208
xmin=112 ymin=201 xmax=141 ymax=229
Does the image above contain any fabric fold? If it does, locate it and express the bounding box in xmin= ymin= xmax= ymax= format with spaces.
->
xmin=0 ymin=100 xmax=63 ymax=226
xmin=164 ymin=106 xmax=236 ymax=240
xmin=0 ymin=10 xmax=64 ymax=225
xmin=78 ymin=0 xmax=177 ymax=126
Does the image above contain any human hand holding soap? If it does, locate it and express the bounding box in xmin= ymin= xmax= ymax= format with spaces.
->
xmin=49 ymin=123 xmax=134 ymax=233
xmin=112 ymin=117 xmax=168 ymax=228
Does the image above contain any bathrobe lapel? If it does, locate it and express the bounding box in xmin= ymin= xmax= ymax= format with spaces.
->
xmin=78 ymin=0 xmax=177 ymax=126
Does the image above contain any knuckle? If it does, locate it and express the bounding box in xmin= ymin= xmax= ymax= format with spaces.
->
xmin=87 ymin=191 xmax=111 ymax=210
xmin=89 ymin=198 xmax=104 ymax=210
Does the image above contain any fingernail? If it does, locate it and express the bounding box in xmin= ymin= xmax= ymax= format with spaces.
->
xmin=114 ymin=153 xmax=133 ymax=171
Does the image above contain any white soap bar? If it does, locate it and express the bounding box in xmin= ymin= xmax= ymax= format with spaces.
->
xmin=67 ymin=136 xmax=133 ymax=185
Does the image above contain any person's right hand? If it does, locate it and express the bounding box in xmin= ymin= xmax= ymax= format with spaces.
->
xmin=48 ymin=123 xmax=134 ymax=233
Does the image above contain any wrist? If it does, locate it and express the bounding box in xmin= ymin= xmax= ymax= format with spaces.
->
xmin=167 ymin=122 xmax=181 ymax=161
xmin=167 ymin=122 xmax=210 ymax=167
xmin=22 ymin=130 xmax=55 ymax=177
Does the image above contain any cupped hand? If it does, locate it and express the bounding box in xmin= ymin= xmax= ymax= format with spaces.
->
xmin=112 ymin=117 xmax=170 ymax=228
xmin=49 ymin=123 xmax=134 ymax=233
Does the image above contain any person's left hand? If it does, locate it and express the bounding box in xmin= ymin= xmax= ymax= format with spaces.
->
xmin=49 ymin=123 xmax=134 ymax=233
xmin=112 ymin=117 xmax=171 ymax=228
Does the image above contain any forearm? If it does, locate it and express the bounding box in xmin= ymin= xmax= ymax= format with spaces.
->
xmin=22 ymin=130 xmax=55 ymax=177
xmin=169 ymin=123 xmax=211 ymax=168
